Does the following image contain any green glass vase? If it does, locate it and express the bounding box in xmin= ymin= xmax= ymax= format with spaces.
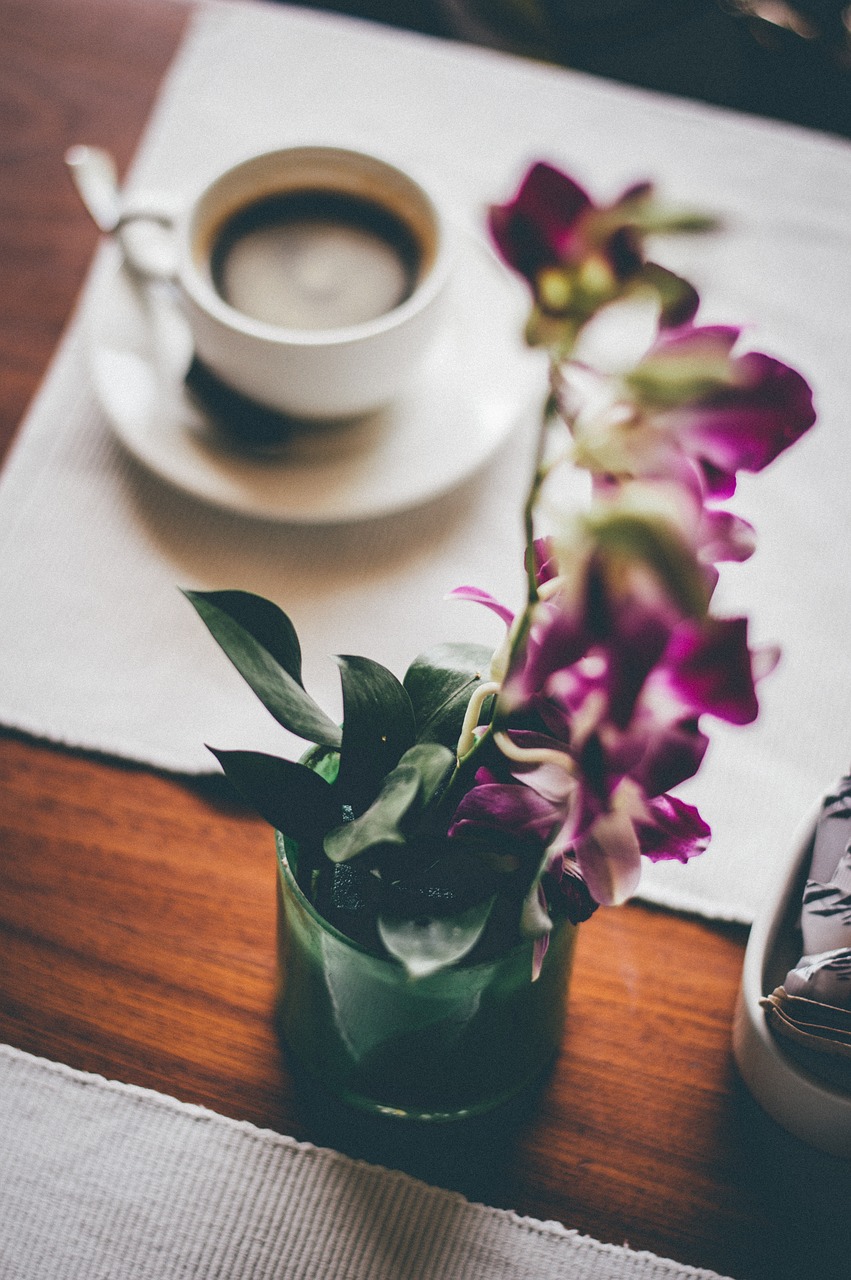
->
xmin=275 ymin=831 xmax=577 ymax=1122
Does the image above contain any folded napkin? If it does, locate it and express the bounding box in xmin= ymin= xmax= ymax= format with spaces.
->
xmin=1 ymin=0 xmax=851 ymax=923
xmin=0 ymin=1043 xmax=733 ymax=1280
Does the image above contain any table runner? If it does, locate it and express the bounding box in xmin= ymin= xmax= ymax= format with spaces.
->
xmin=1 ymin=0 xmax=851 ymax=923
xmin=0 ymin=1043 xmax=732 ymax=1279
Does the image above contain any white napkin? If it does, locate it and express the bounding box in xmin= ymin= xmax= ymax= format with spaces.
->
xmin=1 ymin=0 xmax=851 ymax=922
xmin=0 ymin=1043 xmax=734 ymax=1280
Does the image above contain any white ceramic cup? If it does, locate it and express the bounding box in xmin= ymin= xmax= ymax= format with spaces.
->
xmin=118 ymin=146 xmax=452 ymax=420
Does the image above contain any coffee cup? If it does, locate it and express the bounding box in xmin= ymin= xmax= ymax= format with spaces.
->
xmin=116 ymin=146 xmax=452 ymax=421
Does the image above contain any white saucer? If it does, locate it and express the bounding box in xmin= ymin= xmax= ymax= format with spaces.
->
xmin=86 ymin=231 xmax=544 ymax=523
xmin=732 ymin=795 xmax=851 ymax=1159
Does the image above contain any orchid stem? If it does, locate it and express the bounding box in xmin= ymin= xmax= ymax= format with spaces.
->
xmin=514 ymin=378 xmax=560 ymax=675
xmin=522 ymin=392 xmax=555 ymax=606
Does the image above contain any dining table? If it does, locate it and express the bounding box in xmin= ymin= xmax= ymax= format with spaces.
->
xmin=1 ymin=1 xmax=850 ymax=1277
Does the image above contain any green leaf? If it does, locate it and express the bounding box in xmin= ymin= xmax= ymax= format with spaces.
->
xmin=184 ymin=590 xmax=341 ymax=749
xmin=209 ymin=748 xmax=338 ymax=842
xmin=325 ymin=764 xmax=420 ymax=863
xmin=324 ymin=742 xmax=454 ymax=864
xmin=403 ymin=642 xmax=493 ymax=746
xmin=377 ymin=896 xmax=496 ymax=978
xmin=188 ymin=590 xmax=303 ymax=679
xmin=335 ymin=655 xmax=416 ymax=814
xmin=400 ymin=741 xmax=457 ymax=806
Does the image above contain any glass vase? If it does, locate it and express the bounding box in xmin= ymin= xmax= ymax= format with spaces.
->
xmin=274 ymin=831 xmax=577 ymax=1122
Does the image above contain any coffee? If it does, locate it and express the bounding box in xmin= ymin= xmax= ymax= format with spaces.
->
xmin=143 ymin=145 xmax=450 ymax=419
xmin=210 ymin=190 xmax=422 ymax=331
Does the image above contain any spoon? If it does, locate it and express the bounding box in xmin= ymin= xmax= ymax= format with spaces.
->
xmin=65 ymin=142 xmax=192 ymax=411
xmin=65 ymin=144 xmax=292 ymax=449
xmin=65 ymin=144 xmax=174 ymax=278
xmin=65 ymin=144 xmax=123 ymax=235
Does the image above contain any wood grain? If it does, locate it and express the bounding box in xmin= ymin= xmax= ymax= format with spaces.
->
xmin=0 ymin=0 xmax=188 ymax=460
xmin=0 ymin=4 xmax=849 ymax=1279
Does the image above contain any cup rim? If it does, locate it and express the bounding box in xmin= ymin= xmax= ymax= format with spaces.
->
xmin=180 ymin=144 xmax=453 ymax=348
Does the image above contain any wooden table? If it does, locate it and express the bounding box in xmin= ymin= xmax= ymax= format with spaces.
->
xmin=1 ymin=3 xmax=848 ymax=1277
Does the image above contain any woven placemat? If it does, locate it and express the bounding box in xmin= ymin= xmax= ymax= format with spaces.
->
xmin=0 ymin=1043 xmax=733 ymax=1279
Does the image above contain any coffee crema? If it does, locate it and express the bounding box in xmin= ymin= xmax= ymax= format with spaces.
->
xmin=210 ymin=189 xmax=423 ymax=331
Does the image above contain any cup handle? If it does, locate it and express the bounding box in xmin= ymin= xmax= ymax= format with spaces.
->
xmin=114 ymin=197 xmax=182 ymax=282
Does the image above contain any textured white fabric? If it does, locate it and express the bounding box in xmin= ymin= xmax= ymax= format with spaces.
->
xmin=0 ymin=1043 xmax=733 ymax=1280
xmin=1 ymin=0 xmax=850 ymax=921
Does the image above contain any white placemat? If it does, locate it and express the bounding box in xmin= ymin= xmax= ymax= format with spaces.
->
xmin=1 ymin=0 xmax=850 ymax=921
xmin=0 ymin=1043 xmax=733 ymax=1280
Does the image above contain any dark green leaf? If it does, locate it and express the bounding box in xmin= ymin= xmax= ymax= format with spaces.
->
xmin=403 ymin=642 xmax=493 ymax=746
xmin=377 ymin=896 xmax=496 ymax=978
xmin=324 ymin=742 xmax=454 ymax=864
xmin=325 ymin=764 xmax=420 ymax=863
xmin=209 ymin=748 xmax=338 ymax=842
xmin=335 ymin=654 xmax=416 ymax=814
xmin=299 ymin=744 xmax=340 ymax=785
xmin=184 ymin=590 xmax=341 ymax=748
xmin=403 ymin=741 xmax=457 ymax=805
xmin=188 ymin=590 xmax=303 ymax=679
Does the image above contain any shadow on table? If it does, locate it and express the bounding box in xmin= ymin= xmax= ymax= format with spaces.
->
xmin=730 ymin=1073 xmax=851 ymax=1280
xmin=281 ymin=1040 xmax=548 ymax=1203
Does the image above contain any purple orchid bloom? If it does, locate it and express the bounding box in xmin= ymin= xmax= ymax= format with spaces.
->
xmin=488 ymin=163 xmax=645 ymax=294
xmin=450 ymin=584 xmax=516 ymax=629
xmin=450 ymin=732 xmax=709 ymax=908
xmin=561 ymin=323 xmax=816 ymax=500
xmin=545 ymin=850 xmax=600 ymax=921
xmin=531 ymin=852 xmax=599 ymax=980
xmin=449 ymin=542 xmax=771 ymax=906
xmin=450 ymin=539 xmax=566 ymax=685
xmin=590 ymin=472 xmax=756 ymax=571
xmin=488 ymin=163 xmax=701 ymax=348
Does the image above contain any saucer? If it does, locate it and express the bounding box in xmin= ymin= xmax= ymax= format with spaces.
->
xmin=85 ymin=231 xmax=544 ymax=523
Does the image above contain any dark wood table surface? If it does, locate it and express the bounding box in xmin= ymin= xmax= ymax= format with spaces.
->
xmin=1 ymin=2 xmax=849 ymax=1278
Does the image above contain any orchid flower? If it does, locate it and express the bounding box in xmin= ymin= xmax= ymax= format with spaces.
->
xmin=449 ymin=526 xmax=776 ymax=910
xmin=488 ymin=162 xmax=710 ymax=355
xmin=448 ymin=169 xmax=814 ymax=971
xmin=558 ymin=323 xmax=816 ymax=502
xmin=589 ymin=472 xmax=756 ymax=573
